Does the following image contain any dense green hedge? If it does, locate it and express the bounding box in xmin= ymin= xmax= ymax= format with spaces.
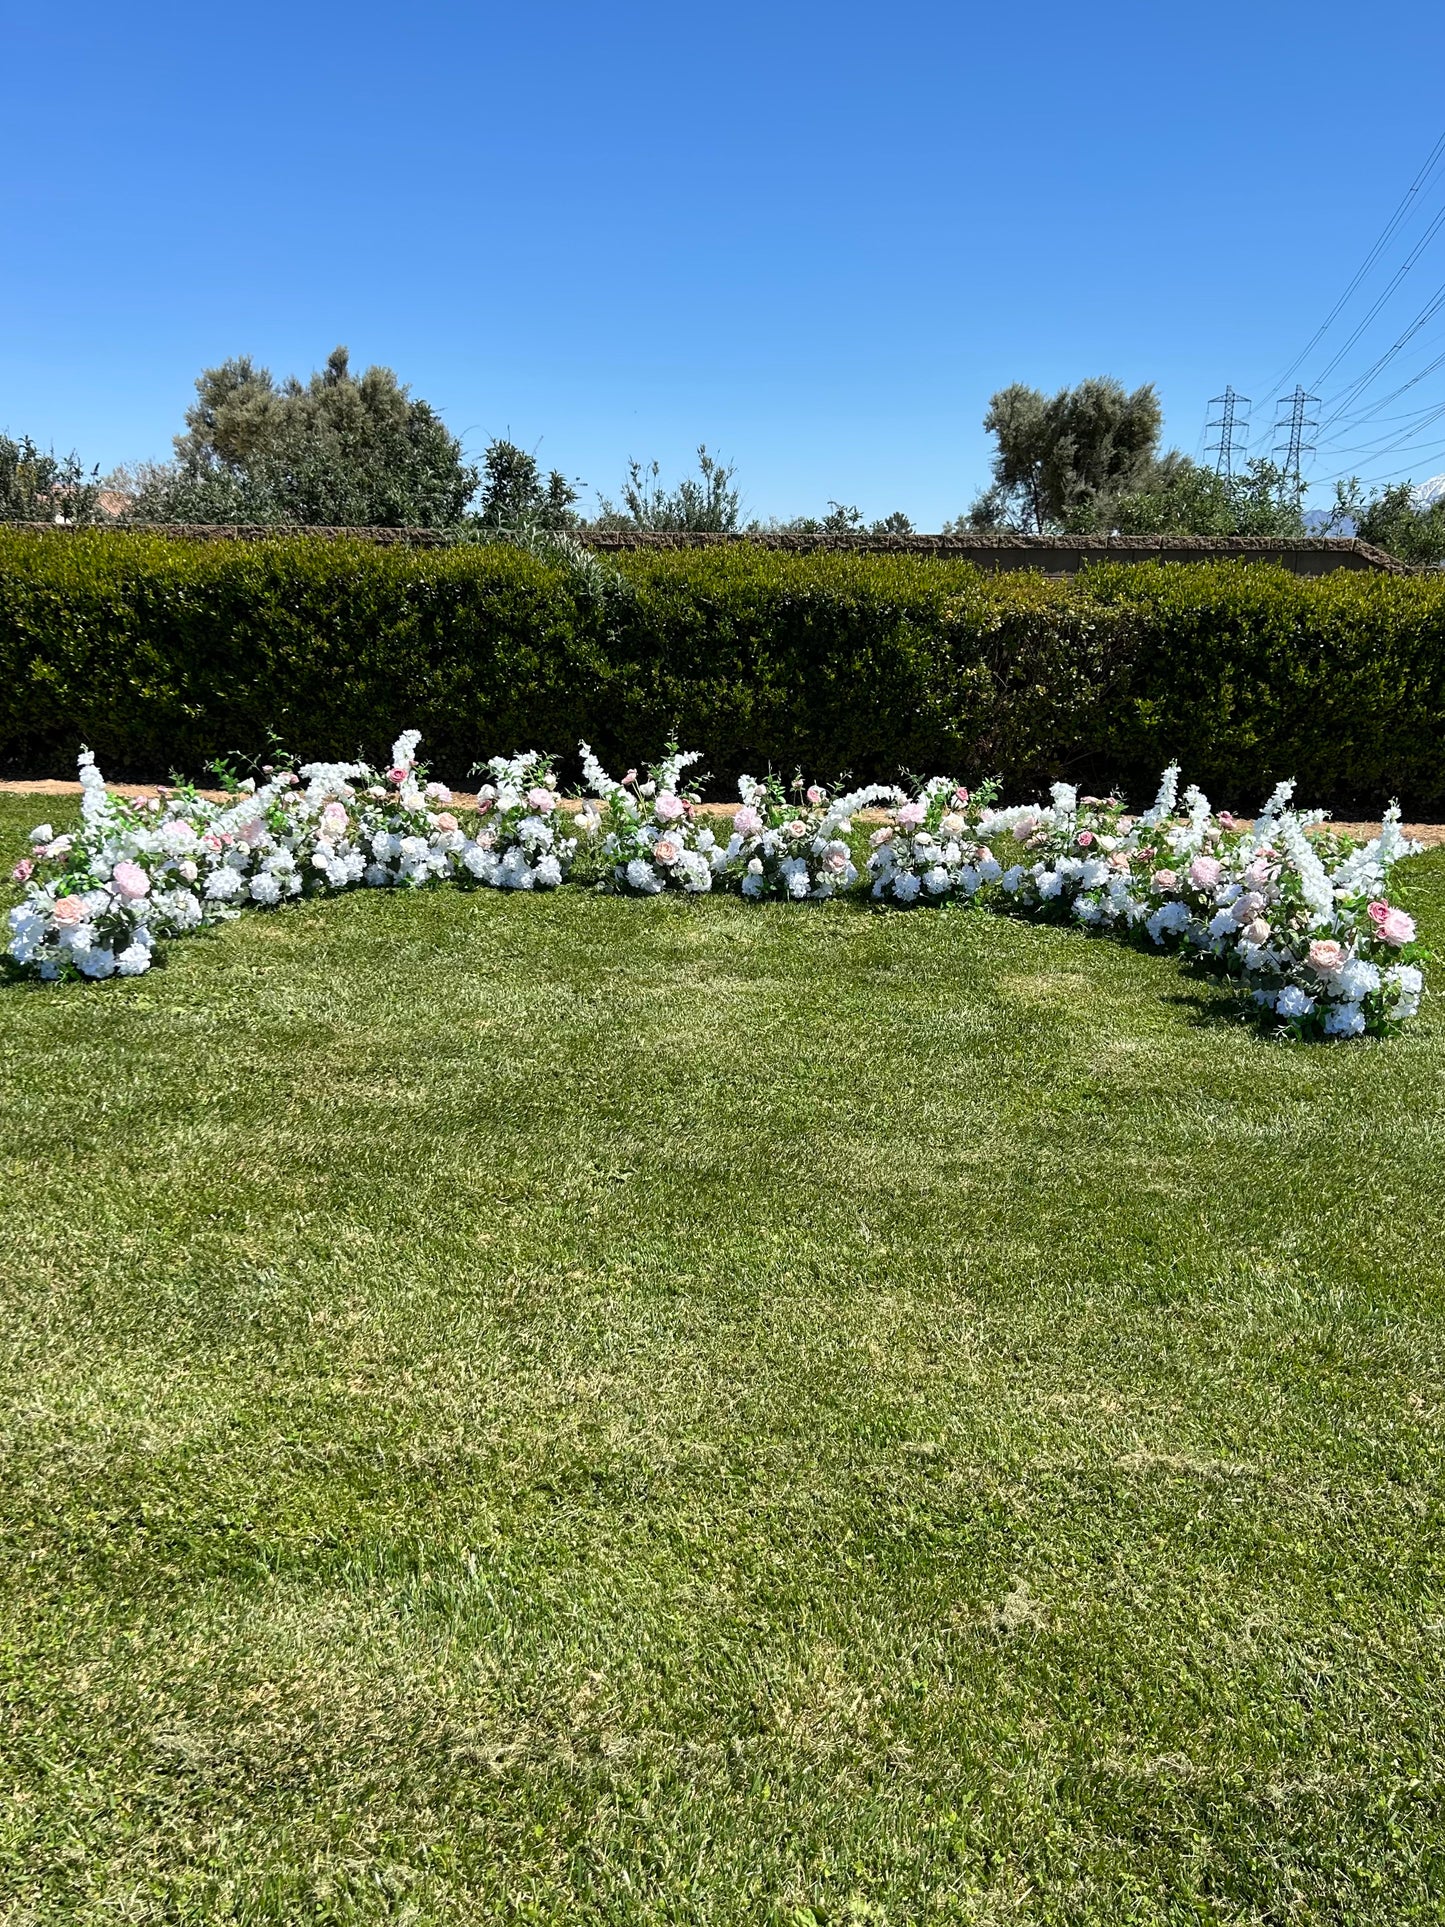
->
xmin=2 ymin=529 xmax=1444 ymax=810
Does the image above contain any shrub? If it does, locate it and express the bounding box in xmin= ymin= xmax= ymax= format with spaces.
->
xmin=2 ymin=529 xmax=1444 ymax=811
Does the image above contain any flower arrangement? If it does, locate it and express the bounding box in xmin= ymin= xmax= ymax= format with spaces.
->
xmin=575 ymin=743 xmax=717 ymax=894
xmin=867 ymin=779 xmax=1002 ymax=905
xmin=5 ymin=733 xmax=1429 ymax=1042
xmin=716 ymin=775 xmax=898 ymax=899
xmin=461 ymin=751 xmax=573 ymax=890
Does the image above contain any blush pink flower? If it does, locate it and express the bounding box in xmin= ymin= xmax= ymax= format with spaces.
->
xmin=897 ymin=801 xmax=926 ymax=828
xmin=1076 ymin=831 xmax=1094 ymax=848
xmin=1379 ymin=906 xmax=1416 ymax=945
xmin=387 ymin=765 xmax=409 ymax=785
xmin=1243 ymin=918 xmax=1271 ymax=945
xmin=1307 ymin=939 xmax=1343 ymax=974
xmin=11 ymin=858 xmax=34 ymax=882
xmin=653 ymin=792 xmax=685 ymax=823
xmin=733 ymin=807 xmax=762 ymax=835
xmin=653 ymin=837 xmax=681 ymax=866
xmin=320 ymin=802 xmax=348 ymax=838
xmin=953 ymin=786 xmax=970 ymax=806
xmin=621 ymin=768 xmax=638 ymax=787
xmin=435 ymin=812 xmax=459 ymax=833
xmin=822 ymin=846 xmax=849 ymax=873
xmin=785 ymin=819 xmax=807 ymax=839
xmin=110 ymin=861 xmax=150 ymax=901
xmin=1152 ymin=868 xmax=1179 ymax=891
xmin=1109 ymin=851 xmax=1131 ymax=872
xmin=52 ymin=895 xmax=87 ymax=925
xmin=475 ymin=796 xmax=494 ymax=817
xmin=1189 ymin=855 xmax=1223 ymax=888
xmin=237 ymin=816 xmax=268 ymax=848
xmin=806 ymin=784 xmax=825 ymax=805
xmin=869 ymin=827 xmax=893 ymax=847
xmin=1366 ymin=900 xmax=1391 ymax=926
xmin=202 ymin=834 xmax=223 ymax=853
xmin=527 ymin=787 xmax=557 ymax=814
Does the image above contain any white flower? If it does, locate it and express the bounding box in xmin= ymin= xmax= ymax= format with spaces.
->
xmin=28 ymin=823 xmax=55 ymax=845
xmin=893 ymin=872 xmax=922 ymax=904
xmin=1334 ymin=959 xmax=1380 ymax=1001
xmin=1276 ymin=986 xmax=1315 ymax=1019
xmin=625 ymin=858 xmax=662 ymax=894
xmin=204 ymin=867 xmax=245 ymax=901
xmin=922 ymin=866 xmax=951 ymax=896
xmin=75 ymin=945 xmax=117 ymax=979
xmin=249 ymin=872 xmax=283 ymax=906
xmin=1146 ymin=901 xmax=1191 ymax=943
xmin=115 ymin=942 xmax=152 ymax=976
xmin=1323 ymin=1003 xmax=1366 ymax=1037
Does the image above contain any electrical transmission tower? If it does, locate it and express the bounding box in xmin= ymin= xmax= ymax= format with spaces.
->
xmin=1205 ymin=387 xmax=1251 ymax=477
xmin=1272 ymin=386 xmax=1320 ymax=482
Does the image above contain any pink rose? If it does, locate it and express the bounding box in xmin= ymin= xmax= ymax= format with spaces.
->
xmin=1308 ymin=939 xmax=1343 ymax=974
xmin=280 ymin=770 xmax=299 ymax=787
xmin=806 ymin=785 xmax=825 ymax=805
xmin=622 ymin=768 xmax=638 ymax=787
xmin=897 ymin=801 xmax=926 ymax=828
xmin=1243 ymin=918 xmax=1271 ymax=945
xmin=1152 ymin=869 xmax=1178 ymax=891
xmin=11 ymin=858 xmax=34 ymax=882
xmin=44 ymin=836 xmax=73 ymax=859
xmin=733 ymin=807 xmax=762 ymax=836
xmin=1218 ymin=811 xmax=1237 ymax=829
xmin=201 ymin=834 xmax=222 ymax=853
xmin=953 ymin=787 xmax=970 ymax=806
xmin=110 ymin=861 xmax=150 ymax=901
xmin=52 ymin=895 xmax=87 ymax=925
xmin=387 ymin=765 xmax=409 ymax=785
xmin=869 ymin=828 xmax=893 ymax=847
xmin=475 ymin=796 xmax=494 ymax=817
xmin=527 ymin=787 xmax=557 ymax=814
xmin=1366 ymin=900 xmax=1391 ymax=926
xmin=320 ymin=802 xmax=348 ymax=838
xmin=435 ymin=812 xmax=459 ymax=833
xmin=1076 ymin=831 xmax=1094 ymax=849
xmin=1109 ymin=851 xmax=1131 ymax=872
xmin=1379 ymin=907 xmax=1416 ymax=946
xmin=785 ymin=819 xmax=807 ymax=839
xmin=238 ymin=815 xmax=269 ymax=847
xmin=1189 ymin=855 xmax=1223 ymax=888
xmin=822 ymin=847 xmax=849 ymax=873
xmin=653 ymin=837 xmax=680 ymax=866
xmin=1012 ymin=815 xmax=1039 ymax=842
xmin=424 ymin=782 xmax=451 ymax=803
xmin=653 ymin=792 xmax=685 ymax=823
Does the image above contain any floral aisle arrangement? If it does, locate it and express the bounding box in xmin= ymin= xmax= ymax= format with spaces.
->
xmin=576 ymin=743 xmax=717 ymax=894
xmin=5 ymin=733 xmax=1428 ymax=1041
xmin=716 ymin=775 xmax=901 ymax=899
xmin=461 ymin=752 xmax=573 ymax=890
xmin=867 ymin=779 xmax=1003 ymax=905
xmin=976 ymin=765 xmax=1426 ymax=1038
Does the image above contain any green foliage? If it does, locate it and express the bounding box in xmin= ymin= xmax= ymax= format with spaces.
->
xmin=776 ymin=502 xmax=916 ymax=535
xmin=3 ymin=530 xmax=1445 ymax=809
xmin=1331 ymin=477 xmax=1445 ymax=566
xmin=594 ymin=444 xmax=741 ymax=531
xmin=1075 ymin=456 xmax=1308 ymax=538
xmin=970 ymin=378 xmax=1163 ymax=531
xmin=126 ymin=346 xmax=479 ymax=527
xmin=472 ymin=438 xmax=580 ymax=531
xmin=0 ymin=434 xmax=101 ymax=524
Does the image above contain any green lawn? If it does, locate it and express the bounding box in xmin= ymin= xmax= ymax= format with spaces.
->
xmin=2 ymin=792 xmax=1443 ymax=1925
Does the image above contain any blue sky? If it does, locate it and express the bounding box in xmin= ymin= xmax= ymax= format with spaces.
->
xmin=7 ymin=0 xmax=1445 ymax=523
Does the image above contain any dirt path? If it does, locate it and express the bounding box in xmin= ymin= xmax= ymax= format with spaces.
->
xmin=4 ymin=778 xmax=1442 ymax=849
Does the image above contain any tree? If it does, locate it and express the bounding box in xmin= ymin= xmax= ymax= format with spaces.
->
xmin=473 ymin=439 xmax=579 ymax=531
xmin=967 ymin=378 xmax=1163 ymax=531
xmin=594 ymin=445 xmax=741 ymax=532
xmin=129 ymin=345 xmax=479 ymax=527
xmin=1327 ymin=478 xmax=1445 ymax=566
xmin=0 ymin=434 xmax=101 ymax=523
xmin=1073 ymin=456 xmax=1306 ymax=538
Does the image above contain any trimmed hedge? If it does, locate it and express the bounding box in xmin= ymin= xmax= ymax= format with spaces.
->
xmin=2 ymin=529 xmax=1444 ymax=810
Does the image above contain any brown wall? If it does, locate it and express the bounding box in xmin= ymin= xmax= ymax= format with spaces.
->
xmin=11 ymin=524 xmax=1410 ymax=574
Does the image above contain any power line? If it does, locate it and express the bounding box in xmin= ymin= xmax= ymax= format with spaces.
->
xmin=1204 ymin=387 xmax=1251 ymax=476
xmin=1255 ymin=127 xmax=1445 ymax=416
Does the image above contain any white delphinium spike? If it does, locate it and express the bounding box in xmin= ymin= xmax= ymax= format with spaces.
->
xmin=390 ymin=729 xmax=422 ymax=772
xmin=77 ymin=748 xmax=109 ymax=826
xmin=1171 ymin=783 xmax=1214 ymax=855
xmin=1252 ymin=779 xmax=1296 ymax=837
xmin=578 ymin=741 xmax=625 ymax=802
xmin=654 ymin=747 xmax=703 ymax=795
xmin=822 ymin=783 xmax=904 ymax=836
xmin=1049 ymin=781 xmax=1078 ymax=822
xmin=1275 ymin=811 xmax=1335 ymax=923
xmin=1138 ymin=763 xmax=1181 ymax=829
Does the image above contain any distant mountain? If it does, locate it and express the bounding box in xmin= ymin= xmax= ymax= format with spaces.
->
xmin=1412 ymin=474 xmax=1445 ymax=506
xmin=1304 ymin=508 xmax=1349 ymax=534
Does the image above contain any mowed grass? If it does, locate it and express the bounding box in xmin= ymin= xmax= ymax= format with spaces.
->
xmin=1 ymin=793 xmax=1443 ymax=1927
